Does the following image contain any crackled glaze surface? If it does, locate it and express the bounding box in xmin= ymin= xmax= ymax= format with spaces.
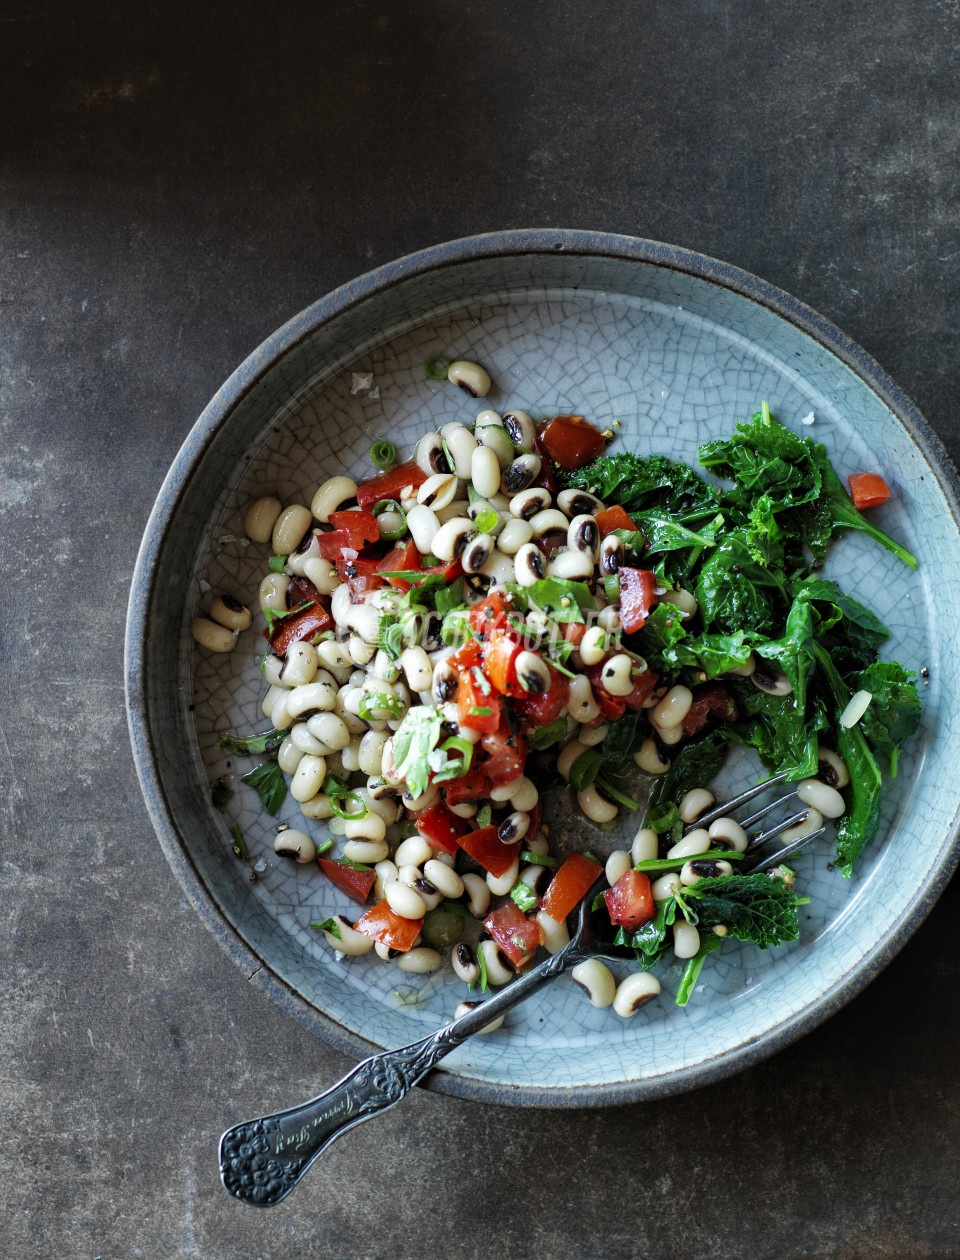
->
xmin=130 ymin=241 xmax=960 ymax=1102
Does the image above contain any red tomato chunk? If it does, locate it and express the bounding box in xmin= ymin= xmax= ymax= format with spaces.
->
xmin=537 ymin=415 xmax=607 ymax=471
xmin=540 ymin=852 xmax=602 ymax=922
xmin=317 ymin=858 xmax=376 ymax=905
xmin=416 ymin=801 xmax=471 ymax=854
xmin=484 ymin=902 xmax=543 ymax=970
xmin=618 ymin=566 xmax=659 ymax=633
xmin=355 ymin=461 xmax=426 ymax=510
xmin=681 ymin=683 xmax=739 ymax=736
xmin=457 ymin=825 xmax=520 ymax=878
xmin=604 ymin=870 xmax=655 ymax=931
xmin=848 ymin=472 xmax=891 ymax=511
xmin=594 ymin=504 xmax=639 ymax=537
xmin=354 ymin=901 xmax=423 ymax=952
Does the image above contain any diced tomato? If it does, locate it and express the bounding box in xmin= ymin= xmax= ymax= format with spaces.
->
xmin=681 ymin=682 xmax=739 ymax=736
xmin=378 ymin=540 xmax=420 ymax=590
xmin=416 ymin=801 xmax=471 ymax=854
xmin=595 ymin=504 xmax=639 ymax=537
xmin=447 ymin=637 xmax=483 ymax=674
xmin=514 ymin=663 xmax=569 ymax=728
xmin=419 ymin=556 xmax=464 ymax=584
xmin=317 ymin=857 xmax=376 ymax=905
xmin=457 ymin=825 xmax=520 ymax=877
xmin=457 ymin=667 xmax=502 ymax=733
xmin=354 ymin=900 xmax=423 ymax=952
xmin=285 ymin=575 xmax=322 ymax=609
xmin=562 ymin=621 xmax=587 ymax=648
xmin=334 ymin=554 xmax=383 ymax=598
xmin=268 ymin=599 xmax=332 ymax=657
xmin=315 ymin=530 xmax=358 ymax=561
xmin=484 ymin=902 xmax=543 ymax=970
xmin=443 ymin=765 xmax=494 ymax=805
xmin=328 ymin=510 xmax=380 ymax=548
xmin=581 ymin=662 xmax=628 ymax=720
xmin=530 ymin=432 xmax=560 ymax=494
xmin=618 ymin=566 xmax=659 ymax=633
xmin=603 ymin=870 xmax=655 ymax=931
xmin=540 ymin=852 xmax=603 ymax=922
xmin=469 ymin=590 xmax=516 ymax=641
xmin=483 ymin=632 xmax=526 ymax=697
xmin=356 ymin=461 xmax=426 ymax=511
xmin=624 ymin=666 xmax=659 ymax=711
xmin=536 ymin=415 xmax=607 ymax=472
xmin=848 ymin=472 xmax=891 ymax=511
xmin=480 ymin=716 xmax=528 ymax=786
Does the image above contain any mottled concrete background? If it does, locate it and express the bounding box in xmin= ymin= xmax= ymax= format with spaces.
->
xmin=2 ymin=2 xmax=959 ymax=1257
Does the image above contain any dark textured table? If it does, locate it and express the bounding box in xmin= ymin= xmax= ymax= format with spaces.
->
xmin=4 ymin=3 xmax=959 ymax=1257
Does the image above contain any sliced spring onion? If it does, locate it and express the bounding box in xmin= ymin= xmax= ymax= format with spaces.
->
xmin=603 ymin=574 xmax=620 ymax=602
xmin=229 ymin=823 xmax=247 ymax=859
xmin=569 ymin=748 xmax=603 ymax=792
xmin=519 ymin=850 xmax=559 ymax=867
xmin=322 ymin=774 xmax=368 ymax=819
xmin=438 ymin=735 xmax=473 ymax=777
xmin=357 ymin=692 xmax=405 ymax=721
xmin=423 ymin=356 xmax=451 ymax=380
xmin=369 ymin=440 xmax=396 ymax=468
xmin=267 ymin=554 xmax=287 ymax=573
xmin=473 ymin=508 xmax=498 ymax=534
xmin=315 ymin=837 xmax=335 ymax=856
xmin=633 ymin=851 xmax=743 ymax=874
xmin=372 ymin=497 xmax=407 ymax=540
xmin=595 ymin=775 xmax=639 ymax=811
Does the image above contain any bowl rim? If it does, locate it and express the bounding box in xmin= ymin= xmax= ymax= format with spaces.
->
xmin=124 ymin=227 xmax=960 ymax=1108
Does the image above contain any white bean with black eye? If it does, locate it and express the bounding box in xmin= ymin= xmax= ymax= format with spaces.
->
xmin=652 ymin=685 xmax=693 ymax=728
xmin=631 ymin=827 xmax=659 ymax=864
xmin=305 ymin=711 xmax=351 ymax=751
xmin=277 ymin=736 xmax=304 ymax=775
xmin=289 ymin=721 xmax=327 ymax=756
xmin=478 ymin=940 xmax=513 ymax=985
xmin=667 ymin=829 xmax=710 ymax=860
xmin=708 ymin=816 xmax=749 ymax=852
xmin=536 ymin=910 xmax=570 ymax=955
xmin=612 ymin=973 xmax=661 ymax=1017
xmin=245 ymin=495 xmax=282 ymax=543
xmin=652 ymin=873 xmax=681 ymax=901
xmin=513 ymin=542 xmax=546 ymax=586
xmin=509 ymin=487 xmax=551 ymax=520
xmin=557 ymin=488 xmax=604 ymax=517
xmin=280 ymin=641 xmax=318 ymax=686
xmin=431 ymin=517 xmax=476 ymax=563
xmin=567 ymin=514 xmax=600 ymax=560
xmin=311 ymin=476 xmax=358 ymax=524
xmin=502 ymin=409 xmax=536 ymax=450
xmin=398 ymin=947 xmax=443 ymax=974
xmin=680 ymin=857 xmax=734 ymax=886
xmin=599 ymin=534 xmax=623 ymax=577
xmin=462 ymin=872 xmax=490 ymax=917
xmin=191 ymin=618 xmax=237 ymax=653
xmin=577 ymin=784 xmax=618 ymax=824
xmin=673 ymin=921 xmax=701 ymax=959
xmin=406 ymin=503 xmax=441 ymax=554
xmin=578 ymin=626 xmax=608 ymax=667
xmin=423 ymin=860 xmax=464 ymax=899
xmin=210 ymin=595 xmax=251 ymax=632
xmin=385 ymin=880 xmax=426 ymax=920
xmin=501 ymin=453 xmax=542 ymax=496
xmin=462 ymin=532 xmax=493 ymax=574
xmin=417 ymin=472 xmax=459 ymax=512
xmin=273 ymin=828 xmax=316 ymax=864
xmin=797 ymin=778 xmax=846 ymax=818
xmin=605 ymin=850 xmax=632 ymax=887
xmin=497 ymin=517 xmax=534 ymax=554
xmin=816 ymin=746 xmax=851 ymax=789
xmin=567 ymin=675 xmax=601 ymax=724
xmin=600 ymin=654 xmax=635 ymax=697
xmin=781 ymin=807 xmax=823 ymax=843
xmin=509 ymin=776 xmax=538 ymax=813
xmin=497 ymin=811 xmax=530 ymax=844
xmin=572 ymin=959 xmax=617 ymax=1008
xmin=272 ymin=504 xmax=312 ymax=555
xmin=475 ymin=422 xmax=514 ymax=469
xmin=578 ymin=721 xmax=608 ymax=747
xmin=680 ymin=787 xmax=715 ymax=824
xmin=290 ymin=753 xmax=327 ymax=802
xmin=514 ymin=651 xmax=551 ymax=696
xmin=443 ymin=424 xmax=478 ymax=479
xmin=415 ymin=431 xmax=451 ymax=476
xmin=486 ymin=857 xmax=520 ymax=896
xmin=547 ymin=549 xmax=595 ymax=581
xmin=321 ymin=916 xmax=375 ymax=956
xmin=343 ymin=838 xmax=389 ymax=864
xmin=447 ymin=360 xmax=491 ymax=398
xmin=557 ymin=738 xmax=589 ymax=780
xmin=634 ymin=738 xmax=671 ymax=775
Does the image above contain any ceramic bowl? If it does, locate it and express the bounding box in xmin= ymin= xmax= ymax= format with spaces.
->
xmin=125 ymin=230 xmax=960 ymax=1106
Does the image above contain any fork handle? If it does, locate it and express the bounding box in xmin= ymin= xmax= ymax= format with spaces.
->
xmin=219 ymin=944 xmax=582 ymax=1206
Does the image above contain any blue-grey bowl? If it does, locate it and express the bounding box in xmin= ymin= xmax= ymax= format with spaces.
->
xmin=125 ymin=229 xmax=960 ymax=1107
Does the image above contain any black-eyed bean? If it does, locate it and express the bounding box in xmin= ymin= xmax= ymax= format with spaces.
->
xmin=633 ymin=737 xmax=671 ymax=775
xmin=343 ymin=838 xmax=389 ymax=864
xmin=797 ymin=778 xmax=846 ymax=818
xmin=270 ymin=690 xmax=294 ymax=730
xmin=497 ymin=517 xmax=534 ymax=554
xmin=557 ymin=488 xmax=604 ymax=517
xmin=508 ymin=487 xmax=550 ymax=520
xmin=816 ymin=746 xmax=851 ymax=789
xmin=577 ymin=784 xmax=618 ymax=824
xmin=290 ymin=753 xmax=327 ymax=802
xmin=453 ymin=1001 xmax=504 ymax=1032
xmin=261 ymin=683 xmax=284 ymax=719
xmin=780 ymin=807 xmax=823 ymax=843
xmin=652 ymin=684 xmax=693 ymax=728
xmin=501 ymin=453 xmax=542 ymax=496
xmin=478 ymin=939 xmax=514 ymax=985
xmin=751 ymin=664 xmax=793 ymax=696
xmin=557 ymin=738 xmax=589 ymax=780
xmin=485 ymin=857 xmax=520 ymax=896
xmin=672 ymin=921 xmax=701 ymax=959
xmin=261 ymin=655 xmax=286 ymax=688
xmin=394 ymin=834 xmax=433 ymax=868
xmin=259 ymin=572 xmax=290 ymax=613
xmin=452 ymin=943 xmax=480 ymax=985
xmin=406 ymin=503 xmax=441 ymax=554
xmin=210 ymin=595 xmax=252 ymax=632
xmin=579 ymin=722 xmax=609 ymax=748
xmin=597 ymin=605 xmax=621 ymax=633
xmin=567 ymin=513 xmax=600 ymax=560
xmin=548 ymin=549 xmax=595 ymax=580
xmin=280 ymin=641 xmax=319 ymax=686
xmin=708 ymin=816 xmax=749 ymax=852
xmin=347 ymin=635 xmax=376 ymax=664
xmin=502 ymin=409 xmax=536 ymax=450
xmin=432 ymin=517 xmax=477 ymax=563
xmin=519 ymin=864 xmax=551 ymax=898
xmin=417 ymin=471 xmax=459 ymax=512
xmin=273 ymin=828 xmax=317 ymax=863
xmin=397 ymin=947 xmax=443 ymax=974
xmin=605 ymin=850 xmax=632 ymax=886
xmin=475 ymin=423 xmax=514 ymax=469
xmin=299 ymin=793 xmax=334 ymax=819
xmin=599 ymin=534 xmax=623 ymax=576
xmin=244 ymin=495 xmax=282 ymax=543
xmin=612 ymin=972 xmax=661 ymax=1017
xmin=340 ymin=735 xmax=363 ymax=773
xmin=680 ymin=858 xmax=734 ymax=885
xmin=656 ymin=722 xmax=684 ymax=746
xmin=374 ymin=859 xmax=400 ymax=899
xmin=513 ymin=542 xmax=546 ymax=586
xmin=402 ymin=781 xmax=440 ymax=812
xmin=679 ymin=787 xmax=715 ymax=824
xmin=444 ymin=424 xmax=478 ymax=478
xmin=385 ymin=880 xmax=426 ymax=920
xmin=535 ymin=910 xmax=570 ymax=955
xmin=321 ymin=915 xmax=374 ymax=955
xmin=286 ymin=678 xmax=337 ymax=721
xmin=447 ymin=360 xmax=491 ymax=398
xmin=631 ymin=827 xmax=659 ymax=864
xmin=599 ymin=653 xmax=635 ymax=697
xmin=461 ymin=872 xmax=490 ymax=917
xmin=289 ymin=722 xmax=327 ymax=756
xmin=316 ymin=639 xmax=352 ymax=671
xmin=651 ymin=873 xmax=682 ymax=901
xmin=498 ymin=811 xmax=530 ymax=844
xmin=659 ymin=587 xmax=698 ymax=618
xmin=666 ymin=828 xmax=710 ymax=860
xmin=480 ymin=549 xmax=516 ymax=586
xmin=191 ymin=617 xmax=237 ymax=653
xmin=305 ymin=711 xmax=350 ymax=750
xmin=272 ymin=504 xmax=312 ymax=555
xmin=578 ymin=626 xmax=608 ymax=667
xmin=572 ymin=958 xmax=616 ymax=1008
xmin=509 ymin=776 xmax=539 ymax=813
xmin=423 ymin=859 xmax=464 ymax=899
xmin=311 ymin=476 xmax=358 ymax=524
xmin=277 ymin=736 xmax=305 ymax=775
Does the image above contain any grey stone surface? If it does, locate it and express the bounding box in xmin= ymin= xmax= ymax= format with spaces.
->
xmin=1 ymin=1 xmax=958 ymax=1257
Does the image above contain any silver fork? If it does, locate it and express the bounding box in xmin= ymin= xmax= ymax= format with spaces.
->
xmin=688 ymin=771 xmax=826 ymax=874
xmin=219 ymin=773 xmax=826 ymax=1206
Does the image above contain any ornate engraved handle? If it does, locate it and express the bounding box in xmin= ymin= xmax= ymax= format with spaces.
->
xmin=219 ymin=943 xmax=582 ymax=1206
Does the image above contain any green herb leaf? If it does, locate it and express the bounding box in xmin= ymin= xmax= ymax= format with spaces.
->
xmin=310 ymin=917 xmax=342 ymax=940
xmin=392 ymin=706 xmax=444 ymax=800
xmin=218 ymin=727 xmax=287 ymax=756
xmin=211 ymin=779 xmax=234 ymax=808
xmin=509 ymin=880 xmax=539 ymax=912
xmin=229 ymin=822 xmax=247 ymax=859
xmin=267 ymin=554 xmax=286 ymax=573
xmin=528 ymin=717 xmax=568 ymax=750
xmin=477 ymin=943 xmax=491 ymax=995
xmin=240 ymin=760 xmax=287 ymax=815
